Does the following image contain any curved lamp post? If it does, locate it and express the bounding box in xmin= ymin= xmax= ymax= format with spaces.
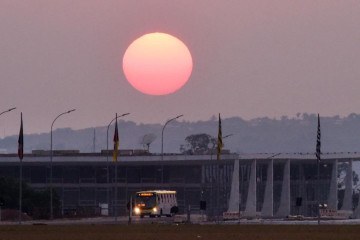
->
xmin=50 ymin=109 xmax=75 ymax=220
xmin=161 ymin=114 xmax=183 ymax=183
xmin=0 ymin=107 xmax=16 ymax=222
xmin=0 ymin=107 xmax=16 ymax=117
xmin=105 ymin=113 xmax=130 ymax=214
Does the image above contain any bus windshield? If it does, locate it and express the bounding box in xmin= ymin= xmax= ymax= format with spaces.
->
xmin=135 ymin=194 xmax=156 ymax=208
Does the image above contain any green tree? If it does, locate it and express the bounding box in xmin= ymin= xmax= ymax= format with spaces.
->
xmin=181 ymin=133 xmax=215 ymax=154
xmin=0 ymin=176 xmax=60 ymax=219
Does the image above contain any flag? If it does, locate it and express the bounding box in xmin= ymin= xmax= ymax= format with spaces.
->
xmin=217 ymin=113 xmax=223 ymax=160
xmin=18 ymin=112 xmax=24 ymax=160
xmin=316 ymin=114 xmax=321 ymax=162
xmin=113 ymin=113 xmax=119 ymax=162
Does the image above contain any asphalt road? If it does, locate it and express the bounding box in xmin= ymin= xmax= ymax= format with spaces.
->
xmin=2 ymin=215 xmax=360 ymax=225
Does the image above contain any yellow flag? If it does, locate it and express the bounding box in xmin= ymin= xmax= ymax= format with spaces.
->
xmin=113 ymin=114 xmax=119 ymax=162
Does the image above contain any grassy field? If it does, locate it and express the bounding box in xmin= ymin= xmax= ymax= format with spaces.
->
xmin=0 ymin=224 xmax=359 ymax=240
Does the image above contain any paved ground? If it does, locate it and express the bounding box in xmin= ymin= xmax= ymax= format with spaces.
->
xmin=1 ymin=222 xmax=360 ymax=240
xmin=2 ymin=215 xmax=360 ymax=225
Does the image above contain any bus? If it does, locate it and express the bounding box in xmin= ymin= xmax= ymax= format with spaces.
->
xmin=132 ymin=190 xmax=178 ymax=218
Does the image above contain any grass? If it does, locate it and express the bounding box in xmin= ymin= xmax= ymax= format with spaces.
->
xmin=0 ymin=224 xmax=359 ymax=240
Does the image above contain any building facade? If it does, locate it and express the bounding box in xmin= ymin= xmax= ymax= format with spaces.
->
xmin=0 ymin=151 xmax=358 ymax=218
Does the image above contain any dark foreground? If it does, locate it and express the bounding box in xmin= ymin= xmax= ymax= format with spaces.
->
xmin=0 ymin=224 xmax=359 ymax=240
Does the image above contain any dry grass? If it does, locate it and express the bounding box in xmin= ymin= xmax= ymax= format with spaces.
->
xmin=0 ymin=224 xmax=359 ymax=240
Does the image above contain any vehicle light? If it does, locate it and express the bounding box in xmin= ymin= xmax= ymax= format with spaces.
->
xmin=134 ymin=207 xmax=141 ymax=215
xmin=152 ymin=207 xmax=157 ymax=213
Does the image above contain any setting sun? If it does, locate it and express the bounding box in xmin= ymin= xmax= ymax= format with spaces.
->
xmin=122 ymin=32 xmax=193 ymax=95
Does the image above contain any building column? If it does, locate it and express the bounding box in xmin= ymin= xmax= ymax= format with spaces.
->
xmin=201 ymin=165 xmax=206 ymax=184
xmin=327 ymin=159 xmax=338 ymax=210
xmin=227 ymin=159 xmax=240 ymax=212
xmin=275 ymin=159 xmax=290 ymax=217
xmin=244 ymin=159 xmax=256 ymax=217
xmin=261 ymin=159 xmax=273 ymax=217
xmin=341 ymin=159 xmax=353 ymax=211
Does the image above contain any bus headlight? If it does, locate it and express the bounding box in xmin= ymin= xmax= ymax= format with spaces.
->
xmin=152 ymin=207 xmax=157 ymax=213
xmin=134 ymin=207 xmax=141 ymax=215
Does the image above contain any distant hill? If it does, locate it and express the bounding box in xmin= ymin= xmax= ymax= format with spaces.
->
xmin=1 ymin=113 xmax=360 ymax=154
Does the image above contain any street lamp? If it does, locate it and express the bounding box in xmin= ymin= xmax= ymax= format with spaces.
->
xmin=0 ymin=107 xmax=16 ymax=117
xmin=161 ymin=114 xmax=183 ymax=161
xmin=50 ymin=109 xmax=75 ymax=220
xmin=223 ymin=134 xmax=234 ymax=140
xmin=161 ymin=114 xmax=183 ymax=184
xmin=105 ymin=113 xmax=129 ymax=215
xmin=0 ymin=107 xmax=16 ymax=147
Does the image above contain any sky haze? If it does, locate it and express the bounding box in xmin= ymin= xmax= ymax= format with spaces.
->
xmin=1 ymin=0 xmax=360 ymax=136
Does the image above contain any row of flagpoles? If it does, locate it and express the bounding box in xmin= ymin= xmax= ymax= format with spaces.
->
xmin=14 ymin=112 xmax=321 ymax=222
xmin=14 ymin=112 xmax=320 ymax=164
xmin=14 ymin=112 xmax=122 ymax=222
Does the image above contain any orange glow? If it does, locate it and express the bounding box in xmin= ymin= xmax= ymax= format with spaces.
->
xmin=123 ymin=32 xmax=193 ymax=95
xmin=138 ymin=193 xmax=154 ymax=197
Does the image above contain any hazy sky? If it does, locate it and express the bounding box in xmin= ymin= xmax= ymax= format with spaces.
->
xmin=1 ymin=0 xmax=360 ymax=136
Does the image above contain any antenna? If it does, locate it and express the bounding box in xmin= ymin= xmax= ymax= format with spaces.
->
xmin=140 ymin=133 xmax=157 ymax=151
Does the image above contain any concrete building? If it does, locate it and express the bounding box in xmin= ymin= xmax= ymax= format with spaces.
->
xmin=0 ymin=151 xmax=359 ymax=218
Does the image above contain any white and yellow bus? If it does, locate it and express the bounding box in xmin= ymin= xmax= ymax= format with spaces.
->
xmin=133 ymin=190 xmax=178 ymax=218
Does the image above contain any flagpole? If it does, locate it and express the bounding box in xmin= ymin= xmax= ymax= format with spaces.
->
xmin=19 ymin=158 xmax=22 ymax=224
xmin=114 ymin=113 xmax=118 ymax=222
xmin=106 ymin=113 xmax=129 ymax=220
xmin=317 ymin=156 xmax=320 ymax=225
xmin=114 ymin=159 xmax=118 ymax=222
xmin=113 ymin=113 xmax=119 ymax=222
xmin=316 ymin=114 xmax=321 ymax=225
xmin=216 ymin=113 xmax=223 ymax=222
xmin=18 ymin=112 xmax=23 ymax=225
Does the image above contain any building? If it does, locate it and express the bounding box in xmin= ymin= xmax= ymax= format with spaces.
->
xmin=0 ymin=150 xmax=359 ymax=218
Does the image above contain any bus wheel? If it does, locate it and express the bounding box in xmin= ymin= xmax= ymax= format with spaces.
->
xmin=140 ymin=214 xmax=144 ymax=218
xmin=150 ymin=214 xmax=155 ymax=218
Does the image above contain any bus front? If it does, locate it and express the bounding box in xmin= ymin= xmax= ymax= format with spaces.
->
xmin=133 ymin=192 xmax=158 ymax=217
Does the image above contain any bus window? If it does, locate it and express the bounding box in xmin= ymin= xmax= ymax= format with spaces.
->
xmin=135 ymin=193 xmax=156 ymax=208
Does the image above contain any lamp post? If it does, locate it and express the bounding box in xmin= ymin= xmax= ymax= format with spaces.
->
xmin=161 ymin=114 xmax=183 ymax=184
xmin=105 ymin=113 xmax=129 ymax=216
xmin=0 ymin=107 xmax=16 ymax=148
xmin=0 ymin=107 xmax=16 ymax=117
xmin=161 ymin=114 xmax=183 ymax=161
xmin=50 ymin=109 xmax=75 ymax=220
xmin=223 ymin=134 xmax=233 ymax=141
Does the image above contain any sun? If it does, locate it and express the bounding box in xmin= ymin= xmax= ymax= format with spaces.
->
xmin=122 ymin=32 xmax=193 ymax=95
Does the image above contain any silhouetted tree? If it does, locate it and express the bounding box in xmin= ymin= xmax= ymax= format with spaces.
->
xmin=0 ymin=176 xmax=60 ymax=219
xmin=181 ymin=133 xmax=215 ymax=154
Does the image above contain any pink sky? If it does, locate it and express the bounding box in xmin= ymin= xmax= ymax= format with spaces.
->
xmin=1 ymin=0 xmax=360 ymax=136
